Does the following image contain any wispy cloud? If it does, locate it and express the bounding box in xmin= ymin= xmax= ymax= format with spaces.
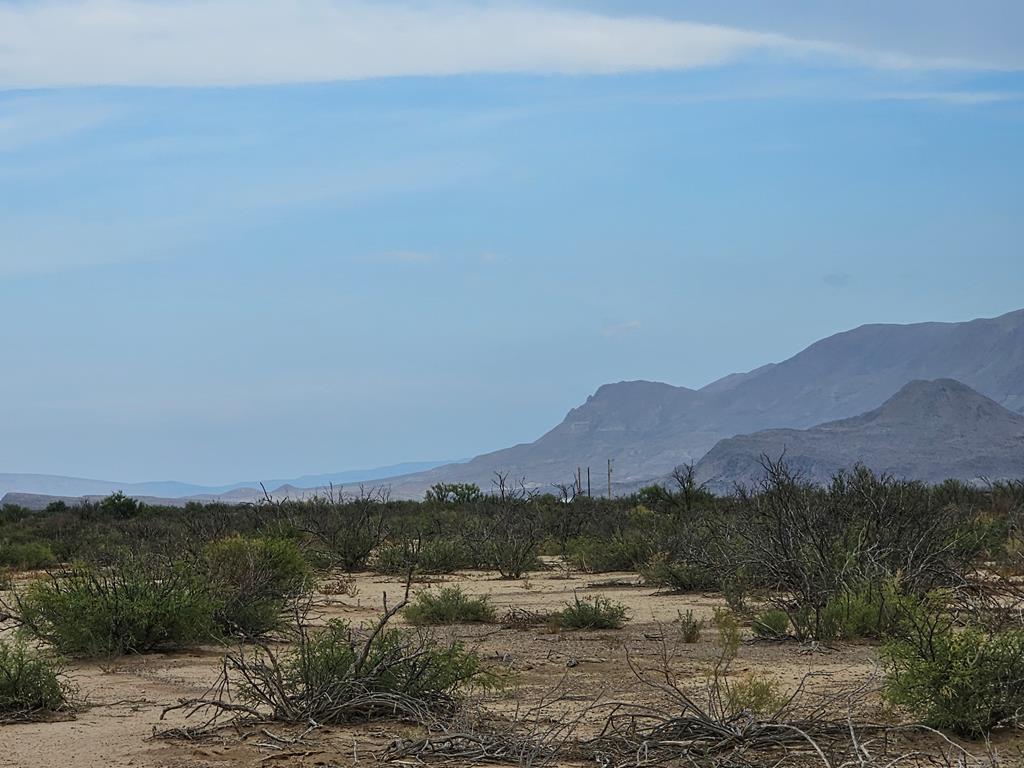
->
xmin=869 ymin=90 xmax=1023 ymax=105
xmin=0 ymin=1 xmax=997 ymax=90
xmin=601 ymin=320 xmax=642 ymax=338
xmin=0 ymin=94 xmax=115 ymax=151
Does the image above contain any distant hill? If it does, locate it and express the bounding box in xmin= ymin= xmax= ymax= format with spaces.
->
xmin=0 ymin=459 xmax=453 ymax=507
xmin=383 ymin=308 xmax=1024 ymax=497
xmin=693 ymin=379 xmax=1024 ymax=490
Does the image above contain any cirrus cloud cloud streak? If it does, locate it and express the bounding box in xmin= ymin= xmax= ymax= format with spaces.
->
xmin=0 ymin=0 xmax=988 ymax=89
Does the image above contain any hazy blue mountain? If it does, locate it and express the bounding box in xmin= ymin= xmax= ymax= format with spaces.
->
xmin=384 ymin=308 xmax=1024 ymax=497
xmin=0 ymin=459 xmax=454 ymax=504
xmin=693 ymin=379 xmax=1024 ymax=490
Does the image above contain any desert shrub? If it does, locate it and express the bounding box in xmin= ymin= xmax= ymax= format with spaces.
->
xmin=293 ymin=494 xmax=386 ymax=571
xmin=0 ymin=542 xmax=57 ymax=571
xmin=790 ymin=580 xmax=904 ymax=643
xmin=203 ymin=535 xmax=310 ymax=637
xmin=404 ymin=586 xmax=495 ymax=625
xmin=374 ymin=538 xmax=471 ymax=576
xmin=231 ymin=617 xmax=485 ymax=723
xmin=705 ymin=608 xmax=785 ymax=717
xmin=724 ymin=673 xmax=786 ymax=716
xmin=718 ymin=463 xmax=986 ymax=642
xmin=884 ymin=621 xmax=1024 ymax=737
xmin=640 ymin=552 xmax=716 ymax=592
xmin=566 ymin=535 xmax=637 ymax=573
xmin=418 ymin=539 xmax=472 ymax=573
xmin=425 ymin=483 xmax=484 ymax=505
xmin=677 ymin=609 xmax=703 ymax=643
xmin=558 ymin=594 xmax=628 ymax=629
xmin=0 ymin=640 xmax=70 ymax=721
xmin=98 ymin=491 xmax=142 ymax=519
xmin=15 ymin=559 xmax=217 ymax=657
xmin=752 ymin=609 xmax=790 ymax=640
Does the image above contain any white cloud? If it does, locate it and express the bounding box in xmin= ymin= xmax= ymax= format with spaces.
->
xmin=0 ymin=0 xmax=987 ymax=90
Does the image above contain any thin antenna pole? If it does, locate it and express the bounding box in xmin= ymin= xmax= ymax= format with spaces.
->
xmin=587 ymin=467 xmax=591 ymax=498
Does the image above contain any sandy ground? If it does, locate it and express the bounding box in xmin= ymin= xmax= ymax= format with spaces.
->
xmin=1 ymin=568 xmax=1011 ymax=768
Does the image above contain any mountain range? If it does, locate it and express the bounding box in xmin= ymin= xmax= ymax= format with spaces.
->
xmin=380 ymin=308 xmax=1024 ymax=496
xmin=692 ymin=378 xmax=1024 ymax=491
xmin=0 ymin=460 xmax=454 ymax=508
xmin=4 ymin=308 xmax=1023 ymax=507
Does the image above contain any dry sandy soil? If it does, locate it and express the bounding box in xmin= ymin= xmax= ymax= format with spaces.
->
xmin=2 ymin=567 xmax=1021 ymax=768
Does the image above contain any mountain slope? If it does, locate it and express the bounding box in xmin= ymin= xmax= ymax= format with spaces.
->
xmin=694 ymin=379 xmax=1024 ymax=490
xmin=385 ymin=308 xmax=1024 ymax=497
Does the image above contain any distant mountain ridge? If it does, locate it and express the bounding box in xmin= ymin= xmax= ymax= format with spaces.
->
xmin=6 ymin=308 xmax=1022 ymax=506
xmin=382 ymin=308 xmax=1024 ymax=496
xmin=693 ymin=379 xmax=1024 ymax=490
xmin=0 ymin=459 xmax=454 ymax=506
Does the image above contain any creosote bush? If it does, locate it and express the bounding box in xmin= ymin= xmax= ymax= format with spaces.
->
xmin=374 ymin=538 xmax=472 ymax=575
xmin=404 ymin=586 xmax=495 ymax=625
xmin=884 ymin=607 xmax=1024 ymax=738
xmin=0 ymin=542 xmax=57 ymax=571
xmin=0 ymin=640 xmax=71 ymax=721
xmin=221 ymin=615 xmax=487 ymax=724
xmin=558 ymin=594 xmax=628 ymax=629
xmin=203 ymin=535 xmax=310 ymax=638
xmin=640 ymin=552 xmax=715 ymax=593
xmin=15 ymin=559 xmax=216 ymax=657
xmin=752 ymin=609 xmax=790 ymax=640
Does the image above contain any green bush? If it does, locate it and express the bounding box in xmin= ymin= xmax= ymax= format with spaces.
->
xmin=374 ymin=539 xmax=471 ymax=576
xmin=203 ymin=535 xmax=311 ymax=637
xmin=0 ymin=542 xmax=57 ymax=571
xmin=677 ymin=609 xmax=703 ymax=643
xmin=0 ymin=640 xmax=70 ymax=720
xmin=640 ymin=553 xmax=716 ymax=592
xmin=16 ymin=559 xmax=217 ymax=657
xmin=724 ymin=673 xmax=786 ymax=717
xmin=237 ymin=618 xmax=485 ymax=722
xmin=790 ymin=581 xmax=903 ymax=642
xmin=566 ymin=536 xmax=636 ymax=573
xmin=558 ymin=594 xmax=628 ymax=629
xmin=403 ymin=586 xmax=495 ymax=625
xmin=884 ymin=625 xmax=1024 ymax=737
xmin=752 ymin=609 xmax=790 ymax=640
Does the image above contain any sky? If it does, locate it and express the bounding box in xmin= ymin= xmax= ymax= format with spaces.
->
xmin=1 ymin=0 xmax=1023 ymax=485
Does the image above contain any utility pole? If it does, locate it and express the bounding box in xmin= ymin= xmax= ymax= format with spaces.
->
xmin=607 ymin=458 xmax=613 ymax=499
xmin=587 ymin=467 xmax=591 ymax=498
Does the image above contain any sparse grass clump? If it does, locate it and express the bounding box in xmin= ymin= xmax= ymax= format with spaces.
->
xmin=0 ymin=640 xmax=71 ymax=721
xmin=404 ymin=586 xmax=495 ymax=625
xmin=557 ymin=594 xmax=628 ymax=629
xmin=15 ymin=559 xmax=216 ymax=657
xmin=203 ymin=535 xmax=310 ymax=638
xmin=676 ymin=609 xmax=704 ymax=643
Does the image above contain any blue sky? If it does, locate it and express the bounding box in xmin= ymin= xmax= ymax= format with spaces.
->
xmin=1 ymin=1 xmax=1023 ymax=484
